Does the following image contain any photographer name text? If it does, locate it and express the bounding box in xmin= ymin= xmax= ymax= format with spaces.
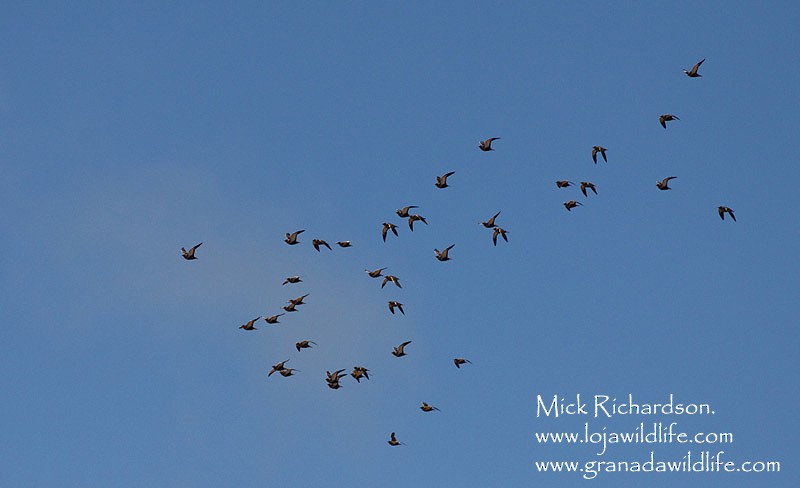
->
xmin=536 ymin=394 xmax=714 ymax=418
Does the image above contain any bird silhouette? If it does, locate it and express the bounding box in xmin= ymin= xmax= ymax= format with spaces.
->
xmin=434 ymin=244 xmax=455 ymax=261
xmin=284 ymin=230 xmax=305 ymax=245
xmin=388 ymin=432 xmax=405 ymax=446
xmin=408 ymin=214 xmax=428 ymax=231
xmin=382 ymin=275 xmax=402 ymax=289
xmin=479 ymin=137 xmax=500 ymax=151
xmin=481 ymin=211 xmax=501 ymax=228
xmin=435 ymin=171 xmax=456 ymax=188
xmin=492 ymin=227 xmax=509 ymax=246
xmin=365 ymin=267 xmax=387 ymax=278
xmin=289 ymin=294 xmax=309 ymax=306
xmin=683 ymin=58 xmax=705 ymax=77
xmin=239 ymin=317 xmax=261 ymax=331
xmin=592 ymin=146 xmax=608 ymax=164
xmin=580 ymin=182 xmax=597 ymax=197
xmin=563 ymin=200 xmax=582 ymax=211
xmin=325 ymin=371 xmax=346 ymax=390
xmin=180 ymin=242 xmax=202 ymax=260
xmin=336 ymin=241 xmax=352 ymax=248
xmin=454 ymin=358 xmax=472 ymax=368
xmin=392 ymin=341 xmax=412 ymax=357
xmin=264 ymin=313 xmax=284 ymax=324
xmin=396 ymin=205 xmax=418 ymax=218
xmin=420 ymin=402 xmax=440 ymax=412
xmin=556 ymin=180 xmax=574 ymax=188
xmin=382 ymin=222 xmax=399 ymax=242
xmin=295 ymin=340 xmax=316 ymax=352
xmin=326 ymin=369 xmax=347 ymax=382
xmin=659 ymin=114 xmax=680 ymax=129
xmin=282 ymin=276 xmax=302 ymax=285
xmin=312 ymin=239 xmax=332 ymax=252
xmin=656 ymin=176 xmax=677 ymax=190
xmin=325 ymin=370 xmax=346 ymax=389
xmin=268 ymin=359 xmax=290 ymax=377
xmin=388 ymin=301 xmax=405 ymax=315
xmin=718 ymin=206 xmax=736 ymax=222
xmin=351 ymin=366 xmax=370 ymax=383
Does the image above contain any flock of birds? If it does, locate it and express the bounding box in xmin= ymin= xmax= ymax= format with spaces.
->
xmin=178 ymin=58 xmax=734 ymax=447
xmin=548 ymin=60 xmax=735 ymax=221
xmin=180 ymin=227 xmax=471 ymax=446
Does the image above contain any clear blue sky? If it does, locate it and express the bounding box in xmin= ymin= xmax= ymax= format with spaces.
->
xmin=2 ymin=2 xmax=798 ymax=486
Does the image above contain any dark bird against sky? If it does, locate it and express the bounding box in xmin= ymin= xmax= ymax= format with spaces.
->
xmin=392 ymin=341 xmax=412 ymax=357
xmin=382 ymin=222 xmax=399 ymax=242
xmin=478 ymin=137 xmax=500 ymax=151
xmin=592 ymin=146 xmax=607 ymax=164
xmin=481 ymin=211 xmax=501 ymax=228
xmin=656 ymin=176 xmax=677 ymax=190
xmin=180 ymin=242 xmax=202 ymax=260
xmin=718 ymin=206 xmax=736 ymax=222
xmin=435 ymin=171 xmax=456 ymax=188
xmin=284 ymin=230 xmax=304 ymax=245
xmin=659 ymin=114 xmax=680 ymax=129
xmin=683 ymin=58 xmax=705 ymax=77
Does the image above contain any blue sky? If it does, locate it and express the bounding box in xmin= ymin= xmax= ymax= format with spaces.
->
xmin=1 ymin=2 xmax=798 ymax=486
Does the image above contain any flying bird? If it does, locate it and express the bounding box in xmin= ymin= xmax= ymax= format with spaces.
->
xmin=659 ymin=114 xmax=680 ymax=129
xmin=285 ymin=230 xmax=305 ymax=245
xmin=434 ymin=244 xmax=455 ymax=261
xmin=295 ymin=340 xmax=316 ymax=352
xmin=325 ymin=371 xmax=346 ymax=390
xmin=268 ymin=359 xmax=290 ymax=377
xmin=580 ymin=182 xmax=597 ymax=197
xmin=282 ymin=302 xmax=298 ymax=313
xmin=388 ymin=301 xmax=405 ymax=315
xmin=351 ymin=366 xmax=370 ymax=383
xmin=556 ymin=180 xmax=574 ymax=188
xmin=264 ymin=313 xmax=284 ymax=324
xmin=289 ymin=294 xmax=309 ymax=306
xmin=479 ymin=137 xmax=500 ymax=151
xmin=408 ymin=214 xmax=428 ymax=231
xmin=282 ymin=276 xmax=302 ymax=285
xmin=336 ymin=241 xmax=352 ymax=248
xmin=435 ymin=171 xmax=456 ymax=188
xmin=312 ymin=239 xmax=332 ymax=252
xmin=382 ymin=222 xmax=399 ymax=242
xmin=365 ymin=267 xmax=387 ymax=278
xmin=180 ymin=242 xmax=202 ymax=260
xmin=396 ymin=205 xmax=419 ymax=218
xmin=718 ymin=206 xmax=736 ymax=222
xmin=683 ymin=58 xmax=705 ymax=78
xmin=279 ymin=368 xmax=300 ymax=377
xmin=492 ymin=227 xmax=509 ymax=246
xmin=388 ymin=432 xmax=405 ymax=446
xmin=656 ymin=176 xmax=677 ymax=190
xmin=592 ymin=146 xmax=608 ymax=164
xmin=392 ymin=341 xmax=412 ymax=357
xmin=420 ymin=402 xmax=440 ymax=412
xmin=239 ymin=316 xmax=261 ymax=331
xmin=563 ymin=200 xmax=582 ymax=211
xmin=382 ymin=275 xmax=402 ymax=289
xmin=325 ymin=370 xmax=346 ymax=389
xmin=453 ymin=358 xmax=472 ymax=368
xmin=481 ymin=211 xmax=501 ymax=228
